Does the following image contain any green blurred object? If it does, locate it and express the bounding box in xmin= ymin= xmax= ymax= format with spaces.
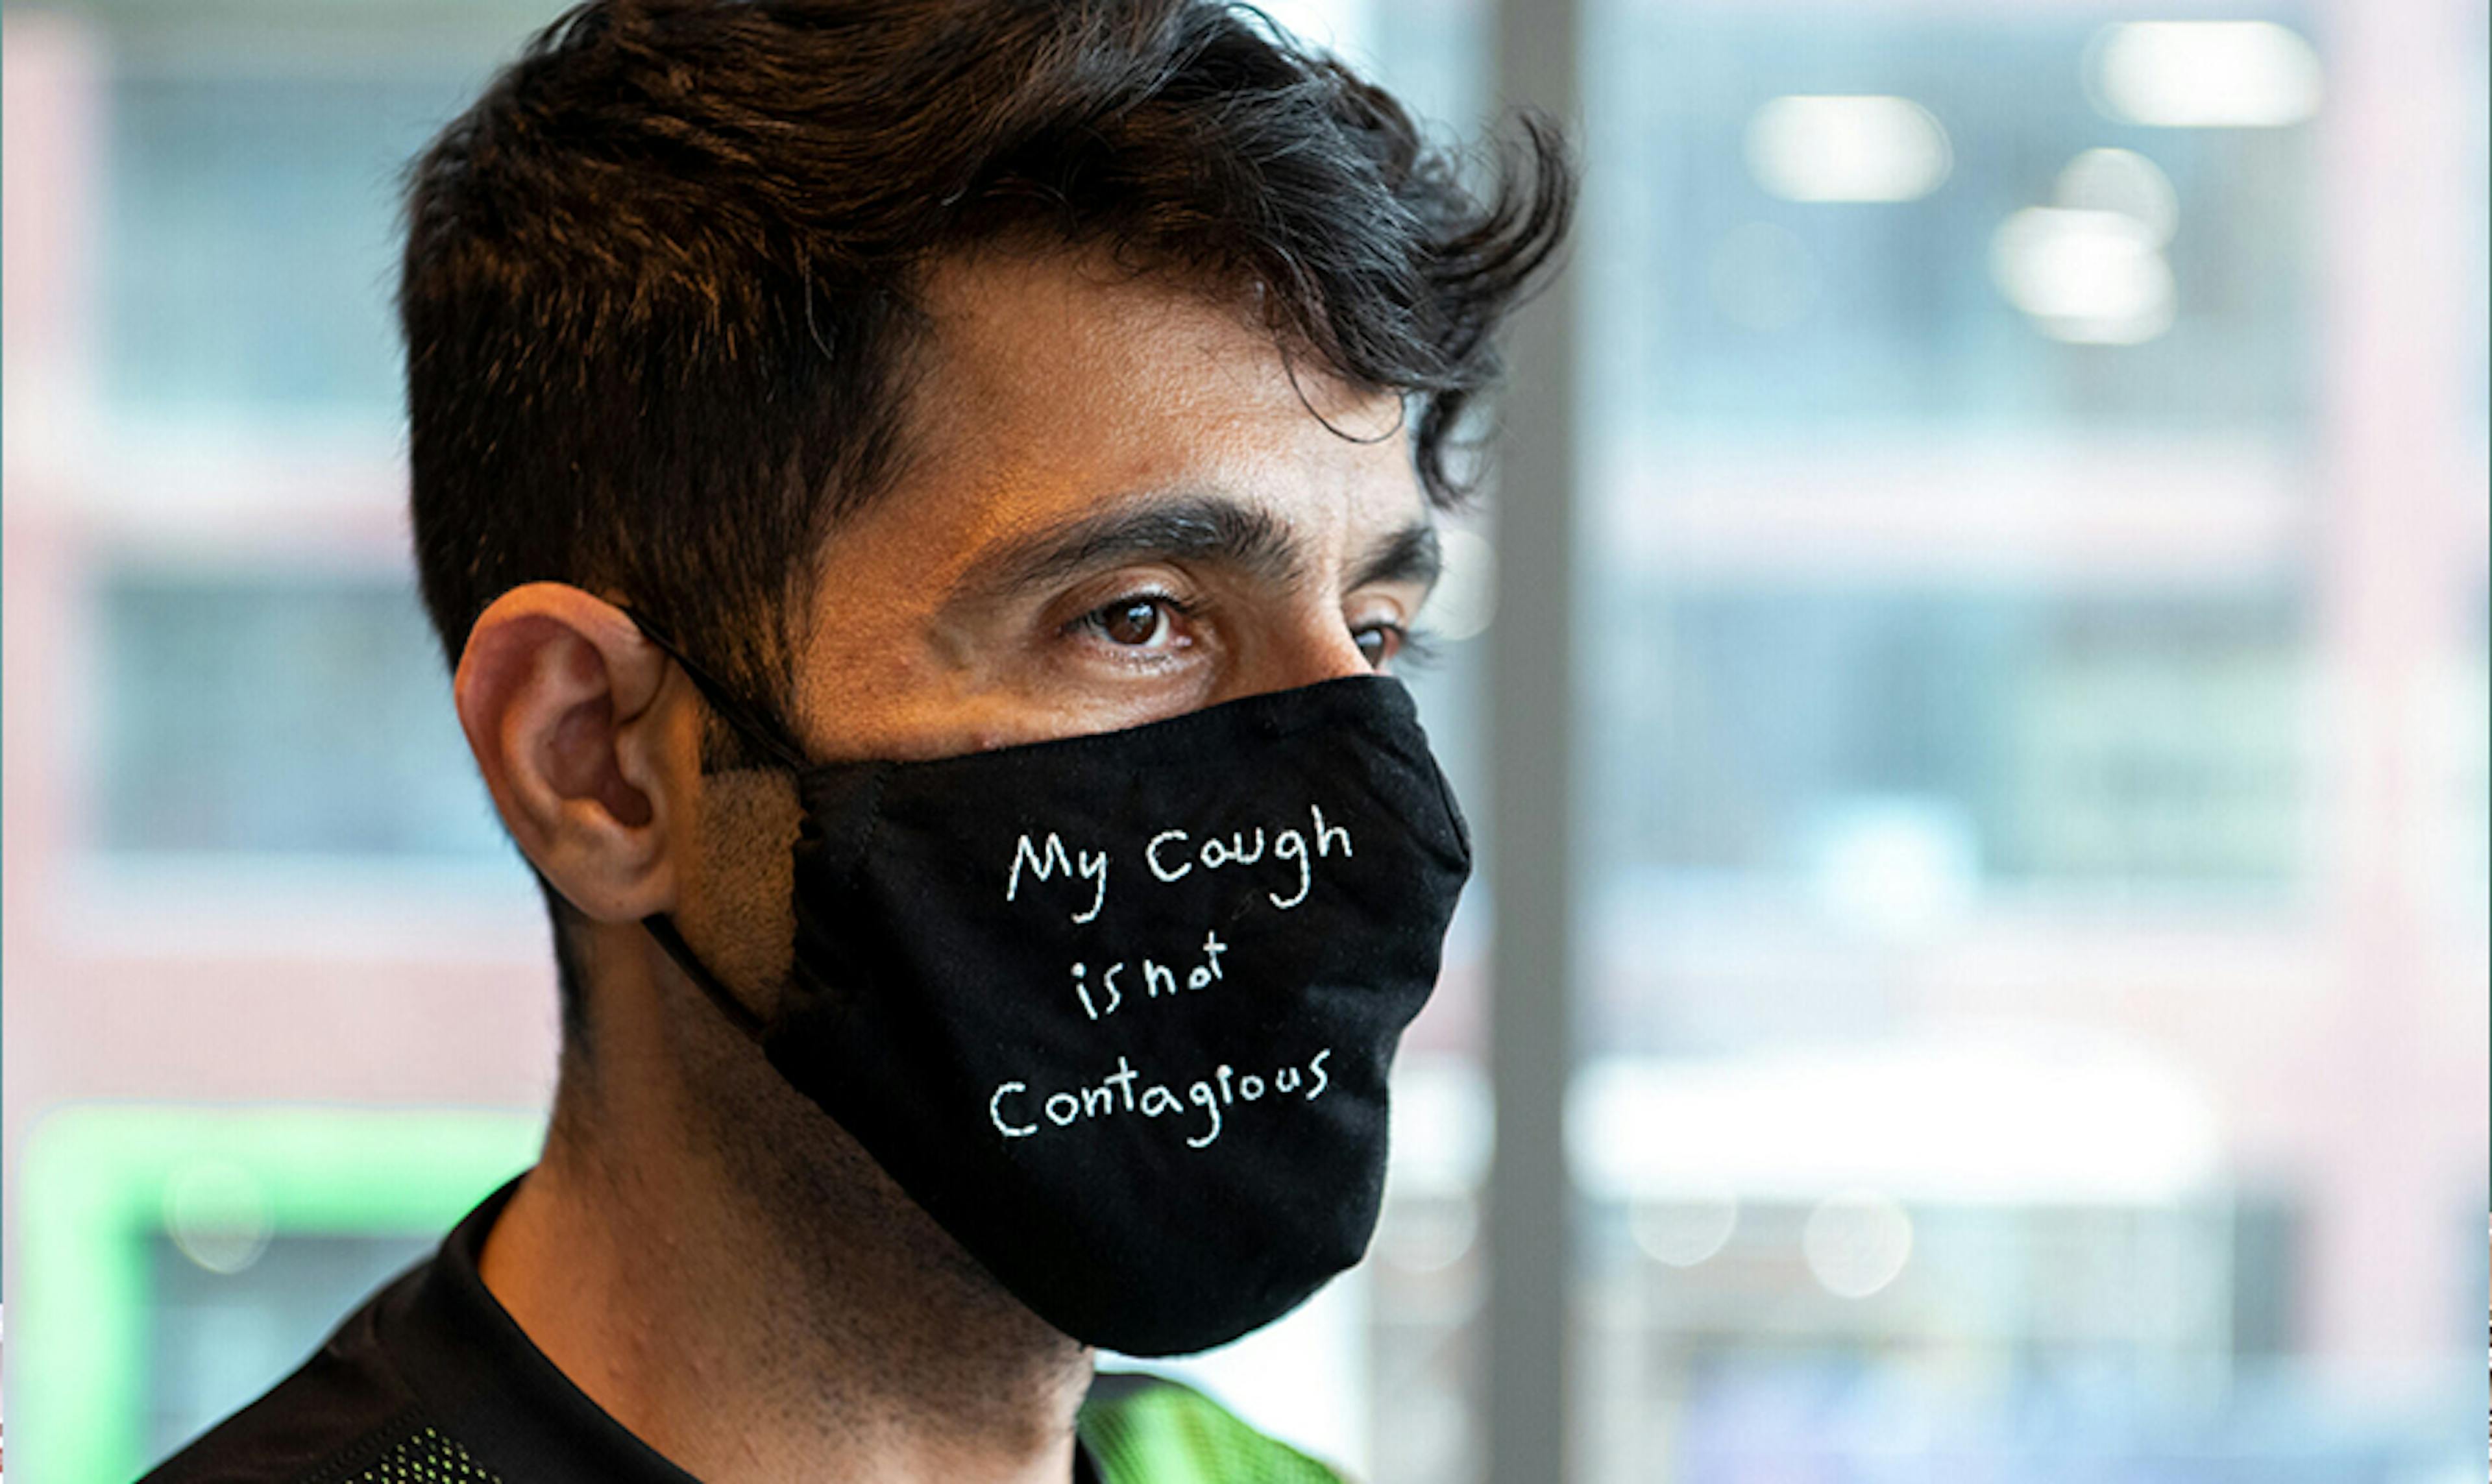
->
xmin=1081 ymin=1373 xmax=1349 ymax=1484
xmin=16 ymin=1104 xmax=541 ymax=1484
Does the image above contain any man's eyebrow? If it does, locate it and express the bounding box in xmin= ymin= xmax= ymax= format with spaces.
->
xmin=1347 ymin=520 xmax=1443 ymax=595
xmin=948 ymin=491 xmax=1307 ymax=603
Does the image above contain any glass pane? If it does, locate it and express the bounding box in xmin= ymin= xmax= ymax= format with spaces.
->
xmin=1594 ymin=587 xmax=2307 ymax=894
xmin=96 ymin=568 xmax=507 ymax=858
xmin=149 ymin=1232 xmax=435 ymax=1461
xmin=101 ymin=56 xmax=488 ymax=424
xmin=1582 ymin=9 xmax=2316 ymax=437
xmin=1577 ymin=1 xmax=2482 ymax=1479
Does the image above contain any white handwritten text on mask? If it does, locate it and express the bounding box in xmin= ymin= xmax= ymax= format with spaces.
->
xmin=989 ymin=1049 xmax=1333 ymax=1150
xmin=1069 ymin=929 xmax=1227 ymax=1021
xmin=1004 ymin=803 xmax=1352 ymax=921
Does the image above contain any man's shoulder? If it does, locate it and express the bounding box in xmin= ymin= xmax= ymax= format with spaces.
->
xmin=1078 ymin=1371 xmax=1352 ymax=1484
xmin=153 ymin=1359 xmax=1348 ymax=1484
xmin=149 ymin=1350 xmax=1345 ymax=1484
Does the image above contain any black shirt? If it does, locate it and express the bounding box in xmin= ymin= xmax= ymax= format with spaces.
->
xmin=139 ymin=1177 xmax=1339 ymax=1484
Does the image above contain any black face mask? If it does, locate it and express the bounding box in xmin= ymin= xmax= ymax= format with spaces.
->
xmin=628 ymin=612 xmax=1472 ymax=1356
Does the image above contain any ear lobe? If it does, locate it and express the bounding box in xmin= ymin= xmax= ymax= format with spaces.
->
xmin=455 ymin=583 xmax=689 ymax=923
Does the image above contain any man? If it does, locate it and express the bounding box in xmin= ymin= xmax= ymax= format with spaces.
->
xmin=146 ymin=1 xmax=1569 ymax=1479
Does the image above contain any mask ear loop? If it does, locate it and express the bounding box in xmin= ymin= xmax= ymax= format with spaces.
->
xmin=613 ymin=603 xmax=802 ymax=1047
xmin=644 ymin=914 xmax=768 ymax=1044
xmin=618 ymin=607 xmax=812 ymax=772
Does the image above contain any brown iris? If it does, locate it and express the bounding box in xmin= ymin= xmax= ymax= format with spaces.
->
xmin=1099 ymin=598 xmax=1165 ymax=646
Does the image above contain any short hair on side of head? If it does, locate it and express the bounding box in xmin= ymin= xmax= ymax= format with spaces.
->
xmin=398 ymin=0 xmax=1576 ymax=1050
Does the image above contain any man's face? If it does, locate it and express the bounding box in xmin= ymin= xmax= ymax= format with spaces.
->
xmin=642 ymin=245 xmax=1447 ymax=1308
xmin=776 ymin=246 xmax=1441 ymax=763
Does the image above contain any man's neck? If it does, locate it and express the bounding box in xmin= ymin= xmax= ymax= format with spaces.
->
xmin=476 ymin=968 xmax=1092 ymax=1484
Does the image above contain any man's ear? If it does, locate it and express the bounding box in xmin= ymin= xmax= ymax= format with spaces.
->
xmin=454 ymin=583 xmax=691 ymax=923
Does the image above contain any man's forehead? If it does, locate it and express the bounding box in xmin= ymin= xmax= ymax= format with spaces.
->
xmin=910 ymin=249 xmax=1405 ymax=466
xmin=861 ymin=246 xmax=1427 ymax=587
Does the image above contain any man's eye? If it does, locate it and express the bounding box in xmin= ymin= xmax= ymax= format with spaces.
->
xmin=1353 ymin=622 xmax=1406 ymax=670
xmin=1354 ymin=620 xmax=1439 ymax=674
xmin=1077 ymin=594 xmax=1187 ymax=650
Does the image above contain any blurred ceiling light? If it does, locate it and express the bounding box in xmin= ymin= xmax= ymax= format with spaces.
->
xmin=2090 ymin=21 xmax=2323 ymax=128
xmin=1992 ymin=208 xmax=2177 ymax=345
xmin=1569 ymin=1030 xmax=2227 ymax=1206
xmin=1745 ymin=95 xmax=1952 ymax=203
xmin=1806 ymin=796 xmax=1979 ymax=938
xmin=1802 ymin=1189 xmax=1914 ymax=1299
xmin=1631 ymin=1186 xmax=1740 ymax=1268
xmin=2053 ymin=147 xmax=2179 ymax=247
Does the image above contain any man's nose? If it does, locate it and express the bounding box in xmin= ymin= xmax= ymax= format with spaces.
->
xmin=1220 ymin=613 xmax=1375 ymax=703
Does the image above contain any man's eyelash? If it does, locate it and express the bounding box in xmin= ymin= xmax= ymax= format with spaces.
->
xmin=1371 ymin=621 xmax=1442 ymax=672
xmin=1066 ymin=591 xmax=1194 ymax=637
xmin=1063 ymin=595 xmax=1443 ymax=670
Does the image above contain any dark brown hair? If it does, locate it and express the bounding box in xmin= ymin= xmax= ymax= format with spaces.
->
xmin=398 ymin=0 xmax=1574 ymax=1038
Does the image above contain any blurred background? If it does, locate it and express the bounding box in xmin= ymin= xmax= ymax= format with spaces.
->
xmin=1 ymin=0 xmax=2484 ymax=1479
